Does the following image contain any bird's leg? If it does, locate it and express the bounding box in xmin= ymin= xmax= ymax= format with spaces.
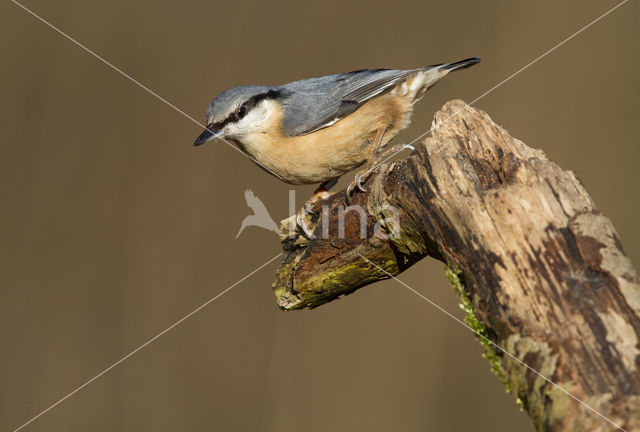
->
xmin=308 ymin=178 xmax=339 ymax=209
xmin=296 ymin=178 xmax=339 ymax=236
xmin=374 ymin=142 xmax=415 ymax=164
xmin=346 ymin=127 xmax=386 ymax=198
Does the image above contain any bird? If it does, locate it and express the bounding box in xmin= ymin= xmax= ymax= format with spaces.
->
xmin=236 ymin=189 xmax=281 ymax=238
xmin=194 ymin=57 xmax=481 ymax=223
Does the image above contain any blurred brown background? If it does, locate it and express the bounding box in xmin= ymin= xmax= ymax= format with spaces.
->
xmin=1 ymin=0 xmax=638 ymax=431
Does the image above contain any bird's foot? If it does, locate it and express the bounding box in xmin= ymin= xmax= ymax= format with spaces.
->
xmin=344 ymin=144 xmax=415 ymax=203
xmin=294 ymin=179 xmax=339 ymax=238
xmin=346 ymin=165 xmax=377 ymax=201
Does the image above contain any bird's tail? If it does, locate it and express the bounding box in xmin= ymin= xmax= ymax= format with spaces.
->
xmin=438 ymin=57 xmax=482 ymax=72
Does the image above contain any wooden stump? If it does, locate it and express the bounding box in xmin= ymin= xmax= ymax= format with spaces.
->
xmin=272 ymin=100 xmax=640 ymax=431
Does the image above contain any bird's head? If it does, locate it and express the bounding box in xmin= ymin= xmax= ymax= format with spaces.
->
xmin=193 ymin=85 xmax=283 ymax=146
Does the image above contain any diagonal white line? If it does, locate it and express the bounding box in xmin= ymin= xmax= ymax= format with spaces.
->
xmin=375 ymin=0 xmax=630 ymax=168
xmin=356 ymin=253 xmax=627 ymax=432
xmin=10 ymin=252 xmax=283 ymax=432
xmin=10 ymin=0 xmax=284 ymax=180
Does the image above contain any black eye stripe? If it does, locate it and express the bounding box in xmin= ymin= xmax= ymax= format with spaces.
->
xmin=213 ymin=89 xmax=283 ymax=130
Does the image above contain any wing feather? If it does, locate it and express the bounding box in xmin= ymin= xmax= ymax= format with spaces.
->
xmin=279 ymin=68 xmax=420 ymax=136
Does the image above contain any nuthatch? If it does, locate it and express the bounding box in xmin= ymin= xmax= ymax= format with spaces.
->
xmin=194 ymin=57 xmax=480 ymax=205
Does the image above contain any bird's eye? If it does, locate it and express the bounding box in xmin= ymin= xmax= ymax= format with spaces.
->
xmin=236 ymin=104 xmax=247 ymax=119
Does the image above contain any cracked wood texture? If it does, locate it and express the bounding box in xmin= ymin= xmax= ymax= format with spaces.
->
xmin=272 ymin=100 xmax=640 ymax=431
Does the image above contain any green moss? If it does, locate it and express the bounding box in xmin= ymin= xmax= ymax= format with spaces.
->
xmin=516 ymin=396 xmax=526 ymax=411
xmin=445 ymin=266 xmax=510 ymax=392
xmin=275 ymin=252 xmax=400 ymax=310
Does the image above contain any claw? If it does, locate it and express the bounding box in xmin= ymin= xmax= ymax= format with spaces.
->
xmin=358 ymin=166 xmax=376 ymax=188
xmin=304 ymin=202 xmax=317 ymax=215
xmin=346 ymin=177 xmax=363 ymax=201
xmin=346 ymin=182 xmax=355 ymax=199
xmin=346 ymin=166 xmax=376 ymax=201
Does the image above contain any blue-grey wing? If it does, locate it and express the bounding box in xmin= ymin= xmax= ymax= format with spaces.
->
xmin=278 ymin=68 xmax=419 ymax=136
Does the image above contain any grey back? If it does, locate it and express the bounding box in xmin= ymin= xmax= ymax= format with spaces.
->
xmin=277 ymin=68 xmax=419 ymax=136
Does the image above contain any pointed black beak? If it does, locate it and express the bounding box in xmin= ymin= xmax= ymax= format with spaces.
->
xmin=193 ymin=125 xmax=223 ymax=147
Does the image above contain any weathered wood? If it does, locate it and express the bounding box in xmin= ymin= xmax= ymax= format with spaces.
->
xmin=272 ymin=100 xmax=640 ymax=431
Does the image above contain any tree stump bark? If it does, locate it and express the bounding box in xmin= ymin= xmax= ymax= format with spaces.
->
xmin=272 ymin=100 xmax=640 ymax=431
